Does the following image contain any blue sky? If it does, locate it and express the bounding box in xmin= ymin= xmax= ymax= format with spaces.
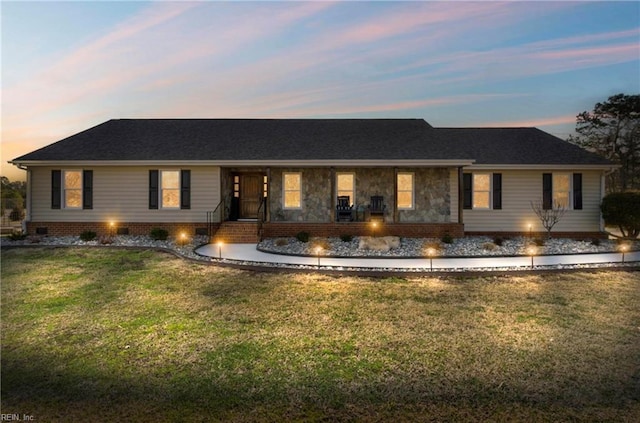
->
xmin=2 ymin=1 xmax=639 ymax=179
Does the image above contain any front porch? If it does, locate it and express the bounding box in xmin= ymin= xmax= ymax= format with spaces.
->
xmin=209 ymin=166 xmax=462 ymax=242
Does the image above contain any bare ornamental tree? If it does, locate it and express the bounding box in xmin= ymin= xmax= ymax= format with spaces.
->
xmin=530 ymin=199 xmax=567 ymax=239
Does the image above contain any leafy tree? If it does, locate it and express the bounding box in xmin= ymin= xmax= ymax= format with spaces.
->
xmin=1 ymin=176 xmax=26 ymax=217
xmin=601 ymin=192 xmax=640 ymax=239
xmin=568 ymin=93 xmax=640 ymax=192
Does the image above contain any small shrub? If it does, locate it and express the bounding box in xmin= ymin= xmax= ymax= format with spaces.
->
xmin=275 ymin=238 xmax=289 ymax=247
xmin=8 ymin=231 xmax=27 ymax=241
xmin=9 ymin=206 xmax=24 ymax=221
xmin=28 ymin=236 xmax=41 ymax=244
xmin=80 ymin=231 xmax=97 ymax=242
xmin=99 ymin=235 xmax=114 ymax=245
xmin=534 ymin=238 xmax=545 ymax=247
xmin=591 ymin=238 xmax=601 ymax=247
xmin=601 ymin=192 xmax=640 ymax=239
xmin=340 ymin=234 xmax=353 ymax=242
xmin=150 ymin=228 xmax=169 ymax=241
xmin=296 ymin=231 xmax=310 ymax=243
xmin=441 ymin=233 xmax=454 ymax=244
xmin=493 ymin=236 xmax=504 ymax=246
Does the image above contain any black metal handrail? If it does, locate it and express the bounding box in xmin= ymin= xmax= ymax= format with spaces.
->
xmin=206 ymin=195 xmax=227 ymax=238
xmin=256 ymin=195 xmax=267 ymax=241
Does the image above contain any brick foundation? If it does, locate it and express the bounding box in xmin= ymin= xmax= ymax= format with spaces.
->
xmin=26 ymin=222 xmax=211 ymax=238
xmin=25 ymin=221 xmax=607 ymax=242
xmin=262 ymin=222 xmax=464 ymax=239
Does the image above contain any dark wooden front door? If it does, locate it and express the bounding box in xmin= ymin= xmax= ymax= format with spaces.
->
xmin=239 ymin=174 xmax=262 ymax=219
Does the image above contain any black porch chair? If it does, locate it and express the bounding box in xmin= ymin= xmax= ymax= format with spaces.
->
xmin=368 ymin=195 xmax=385 ymax=221
xmin=336 ymin=196 xmax=354 ymax=222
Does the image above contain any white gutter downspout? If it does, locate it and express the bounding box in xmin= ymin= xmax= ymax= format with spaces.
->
xmin=600 ymin=168 xmax=617 ymax=232
xmin=14 ymin=164 xmax=31 ymax=230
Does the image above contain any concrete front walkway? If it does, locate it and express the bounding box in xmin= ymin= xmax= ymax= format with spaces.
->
xmin=195 ymin=243 xmax=640 ymax=271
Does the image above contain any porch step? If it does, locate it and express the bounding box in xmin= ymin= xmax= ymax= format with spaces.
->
xmin=211 ymin=221 xmax=260 ymax=244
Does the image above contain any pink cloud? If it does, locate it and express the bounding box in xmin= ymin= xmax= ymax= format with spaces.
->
xmin=251 ymin=94 xmax=525 ymax=118
xmin=477 ymin=115 xmax=578 ymax=128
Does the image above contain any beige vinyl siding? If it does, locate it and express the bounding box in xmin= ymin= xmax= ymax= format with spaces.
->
xmin=449 ymin=168 xmax=459 ymax=223
xmin=30 ymin=166 xmax=220 ymax=223
xmin=463 ymin=169 xmax=603 ymax=233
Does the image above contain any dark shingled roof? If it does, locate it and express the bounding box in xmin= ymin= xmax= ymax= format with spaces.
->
xmin=12 ymin=118 xmax=611 ymax=165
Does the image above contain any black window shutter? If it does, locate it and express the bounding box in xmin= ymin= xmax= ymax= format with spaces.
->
xmin=51 ymin=170 xmax=62 ymax=209
xmin=492 ymin=173 xmax=502 ymax=210
xmin=82 ymin=170 xmax=93 ymax=210
xmin=180 ymin=170 xmax=191 ymax=210
xmin=542 ymin=173 xmax=552 ymax=210
xmin=573 ymin=173 xmax=582 ymax=210
xmin=149 ymin=170 xmax=159 ymax=209
xmin=463 ymin=173 xmax=472 ymax=209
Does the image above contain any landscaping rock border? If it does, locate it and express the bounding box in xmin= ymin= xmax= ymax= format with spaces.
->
xmin=258 ymin=235 xmax=627 ymax=258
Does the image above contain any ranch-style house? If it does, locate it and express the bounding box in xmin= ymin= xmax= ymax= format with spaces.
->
xmin=10 ymin=118 xmax=615 ymax=242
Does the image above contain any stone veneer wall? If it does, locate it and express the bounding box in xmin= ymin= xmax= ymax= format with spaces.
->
xmin=269 ymin=167 xmax=451 ymax=224
xmin=269 ymin=168 xmax=332 ymax=222
xmin=398 ymin=168 xmax=450 ymax=223
xmin=353 ymin=168 xmax=395 ymax=222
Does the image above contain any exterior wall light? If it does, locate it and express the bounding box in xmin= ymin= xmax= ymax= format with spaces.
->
xmin=371 ymin=221 xmax=378 ymax=237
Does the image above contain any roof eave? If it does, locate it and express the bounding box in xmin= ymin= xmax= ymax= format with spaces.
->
xmin=10 ymin=159 xmax=476 ymax=167
xmin=467 ymin=163 xmax=619 ymax=170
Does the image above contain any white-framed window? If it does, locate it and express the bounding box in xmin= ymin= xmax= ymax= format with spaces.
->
xmin=472 ymin=173 xmax=491 ymax=209
xmin=283 ymin=172 xmax=302 ymax=209
xmin=161 ymin=170 xmax=180 ymax=209
xmin=553 ymin=173 xmax=571 ymax=208
xmin=63 ymin=170 xmax=82 ymax=209
xmin=397 ymin=172 xmax=414 ymax=209
xmin=336 ymin=173 xmax=355 ymax=206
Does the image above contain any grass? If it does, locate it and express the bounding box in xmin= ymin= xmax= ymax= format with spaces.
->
xmin=1 ymin=247 xmax=639 ymax=422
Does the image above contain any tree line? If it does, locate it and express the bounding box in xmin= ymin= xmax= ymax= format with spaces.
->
xmin=1 ymin=176 xmax=27 ymax=221
xmin=565 ymin=93 xmax=640 ymax=238
xmin=568 ymin=93 xmax=639 ymax=193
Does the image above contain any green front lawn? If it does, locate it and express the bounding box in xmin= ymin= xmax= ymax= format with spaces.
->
xmin=2 ymin=248 xmax=639 ymax=422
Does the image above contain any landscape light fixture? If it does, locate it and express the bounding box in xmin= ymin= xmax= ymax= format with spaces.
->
xmin=217 ymin=241 xmax=224 ymax=259
xmin=528 ymin=223 xmax=533 ymax=239
xmin=180 ymin=232 xmax=187 ymax=245
xmin=109 ymin=221 xmax=116 ymax=236
xmin=426 ymin=247 xmax=437 ymax=272
xmin=620 ymin=244 xmax=628 ymax=263
xmin=526 ymin=246 xmax=537 ymax=269
xmin=315 ymin=246 xmax=323 ymax=267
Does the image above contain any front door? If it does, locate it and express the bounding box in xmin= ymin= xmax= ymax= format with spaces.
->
xmin=239 ymin=174 xmax=262 ymax=219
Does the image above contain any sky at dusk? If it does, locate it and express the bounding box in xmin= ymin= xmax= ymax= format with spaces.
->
xmin=2 ymin=1 xmax=639 ymax=180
